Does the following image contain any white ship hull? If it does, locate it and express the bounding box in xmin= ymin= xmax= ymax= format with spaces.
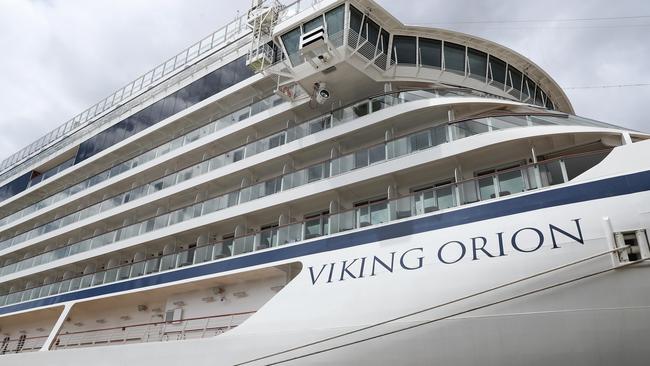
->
xmin=5 ymin=141 xmax=650 ymax=365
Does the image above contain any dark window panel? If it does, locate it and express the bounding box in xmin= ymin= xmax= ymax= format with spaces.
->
xmin=488 ymin=56 xmax=507 ymax=86
xmin=350 ymin=5 xmax=363 ymax=35
xmin=280 ymin=27 xmax=301 ymax=64
xmin=545 ymin=95 xmax=554 ymax=110
xmin=303 ymin=15 xmax=323 ymax=33
xmin=523 ymin=76 xmax=535 ymax=100
xmin=444 ymin=42 xmax=466 ymax=73
xmin=419 ymin=38 xmax=442 ymax=68
xmin=0 ymin=171 xmax=32 ymax=201
xmin=379 ymin=30 xmax=389 ymax=54
xmin=467 ymin=47 xmax=487 ymax=80
xmin=365 ymin=17 xmax=380 ymax=46
xmin=535 ymin=88 xmax=546 ymax=107
xmin=325 ymin=5 xmax=344 ymax=37
xmin=508 ymin=65 xmax=523 ymax=92
xmin=392 ymin=36 xmax=416 ymax=64
xmin=160 ymin=92 xmax=178 ymax=121
xmin=74 ymin=57 xmax=252 ymax=165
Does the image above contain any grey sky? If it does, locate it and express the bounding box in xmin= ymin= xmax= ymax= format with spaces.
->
xmin=0 ymin=0 xmax=648 ymax=162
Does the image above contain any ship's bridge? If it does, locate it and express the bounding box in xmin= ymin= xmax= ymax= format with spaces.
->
xmin=259 ymin=0 xmax=572 ymax=115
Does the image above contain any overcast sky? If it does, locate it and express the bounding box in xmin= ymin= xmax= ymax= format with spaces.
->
xmin=0 ymin=0 xmax=648 ymax=162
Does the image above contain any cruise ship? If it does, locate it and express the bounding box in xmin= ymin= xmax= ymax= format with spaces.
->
xmin=0 ymin=0 xmax=649 ymax=364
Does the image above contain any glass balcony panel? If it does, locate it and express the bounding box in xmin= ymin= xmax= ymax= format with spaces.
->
xmin=460 ymin=180 xmax=479 ymax=204
xmin=213 ymin=241 xmax=232 ymax=259
xmin=130 ymin=262 xmax=145 ymax=277
xmin=104 ymin=268 xmax=119 ymax=283
xmin=38 ymin=285 xmax=50 ymax=299
xmin=117 ymin=265 xmax=131 ymax=281
xmin=563 ymin=152 xmax=608 ymax=181
xmin=539 ymin=160 xmax=565 ymax=186
xmin=497 ymin=170 xmax=525 ymax=196
xmin=358 ymin=206 xmax=371 ymax=227
xmin=478 ymin=177 xmax=497 ymax=200
xmin=329 ymin=210 xmax=356 ymax=234
xmin=287 ymin=223 xmax=303 ymax=244
xmin=80 ymin=275 xmax=93 ymax=289
xmin=92 ymin=271 xmax=106 ymax=286
xmin=29 ymin=288 xmax=41 ymax=300
xmin=370 ymin=202 xmax=389 ymax=225
xmin=352 ymin=102 xmax=369 ymax=118
xmin=68 ymin=277 xmax=81 ymax=292
xmin=258 ymin=229 xmax=278 ymax=249
xmin=436 ymin=186 xmax=455 ymax=210
xmin=332 ymin=106 xmax=355 ymax=125
xmin=304 ymin=218 xmax=324 ymax=239
xmin=194 ymin=245 xmax=214 ymax=264
xmin=160 ymin=255 xmax=176 ymax=271
xmin=176 ymin=250 xmax=194 ymax=268
xmin=153 ymin=213 xmax=170 ymax=230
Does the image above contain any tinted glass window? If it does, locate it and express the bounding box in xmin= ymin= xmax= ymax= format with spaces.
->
xmin=444 ymin=42 xmax=465 ymax=73
xmin=350 ymin=6 xmax=363 ymax=34
xmin=0 ymin=171 xmax=32 ymax=202
xmin=508 ymin=66 xmax=523 ymax=91
xmin=325 ymin=5 xmax=344 ymax=37
xmin=365 ymin=18 xmax=380 ymax=46
xmin=280 ymin=27 xmax=301 ymax=64
xmin=523 ymin=76 xmax=535 ymax=99
xmin=419 ymin=38 xmax=441 ymax=68
xmin=75 ymin=57 xmax=253 ymax=164
xmin=303 ymin=16 xmax=323 ymax=33
xmin=467 ymin=48 xmax=487 ymax=79
xmin=489 ymin=56 xmax=507 ymax=85
xmin=379 ymin=30 xmax=389 ymax=54
xmin=392 ymin=36 xmax=416 ymax=64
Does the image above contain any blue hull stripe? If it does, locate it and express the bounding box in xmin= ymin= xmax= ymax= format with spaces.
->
xmin=2 ymin=170 xmax=650 ymax=315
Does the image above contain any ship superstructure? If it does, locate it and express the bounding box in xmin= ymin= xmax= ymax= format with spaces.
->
xmin=0 ymin=1 xmax=649 ymax=365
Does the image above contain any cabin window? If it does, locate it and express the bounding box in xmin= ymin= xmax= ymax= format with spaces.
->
xmin=467 ymin=48 xmax=487 ymax=80
xmin=444 ymin=42 xmax=466 ymax=73
xmin=419 ymin=38 xmax=442 ymax=68
xmin=325 ymin=5 xmax=345 ymax=38
xmin=488 ymin=55 xmax=507 ymax=86
xmin=392 ymin=36 xmax=417 ymax=64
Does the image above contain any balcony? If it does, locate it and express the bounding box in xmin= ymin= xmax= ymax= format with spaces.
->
xmin=0 ymin=148 xmax=611 ymax=309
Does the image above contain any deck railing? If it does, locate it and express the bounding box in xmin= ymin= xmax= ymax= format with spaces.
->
xmin=0 ymin=147 xmax=612 ymax=309
xmin=0 ymin=334 xmax=47 ymax=355
xmin=52 ymin=310 xmax=255 ymax=350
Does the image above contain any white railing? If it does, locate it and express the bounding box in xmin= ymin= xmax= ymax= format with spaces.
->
xmin=51 ymin=311 xmax=255 ymax=351
xmin=0 ymin=14 xmax=250 ymax=178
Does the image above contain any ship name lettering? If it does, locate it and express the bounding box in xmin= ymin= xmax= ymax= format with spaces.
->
xmin=307 ymin=218 xmax=585 ymax=285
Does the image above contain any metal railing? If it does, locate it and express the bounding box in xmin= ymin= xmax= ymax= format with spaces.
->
xmin=0 ymin=88 xmax=506 ymax=271
xmin=51 ymin=311 xmax=254 ymax=350
xmin=0 ymin=0 xmax=328 ymax=179
xmin=0 ymin=140 xmax=611 ymax=308
xmin=0 ymin=334 xmax=47 ymax=355
xmin=0 ymin=15 xmax=252 ymax=177
xmin=0 ymin=88 xmax=301 ymax=234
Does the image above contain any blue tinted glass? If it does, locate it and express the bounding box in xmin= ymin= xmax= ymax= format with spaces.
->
xmin=419 ymin=38 xmax=441 ymax=68
xmin=489 ymin=56 xmax=506 ymax=85
xmin=393 ymin=36 xmax=416 ymax=64
xmin=73 ymin=57 xmax=253 ymax=165
xmin=444 ymin=42 xmax=465 ymax=73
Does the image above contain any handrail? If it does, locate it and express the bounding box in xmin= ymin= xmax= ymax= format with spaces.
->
xmin=0 ymin=88 xmax=467 ymax=254
xmin=0 ymin=89 xmax=296 ymax=232
xmin=0 ymin=86 xmax=492 ymax=235
xmin=0 ymin=99 xmax=558 ymax=273
xmin=0 ymin=0 xmax=329 ymax=181
xmin=0 ymin=14 xmax=251 ymax=177
xmin=56 ymin=310 xmax=256 ymax=337
xmin=0 ymin=147 xmax=613 ymax=305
